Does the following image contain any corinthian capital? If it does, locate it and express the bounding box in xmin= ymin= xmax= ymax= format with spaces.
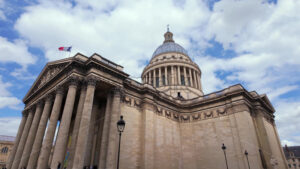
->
xmin=68 ymin=75 xmax=80 ymax=87
xmin=86 ymin=75 xmax=98 ymax=86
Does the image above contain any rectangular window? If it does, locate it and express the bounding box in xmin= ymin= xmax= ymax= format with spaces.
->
xmin=181 ymin=75 xmax=185 ymax=85
xmin=156 ymin=77 xmax=159 ymax=87
xmin=162 ymin=75 xmax=166 ymax=85
xmin=188 ymin=77 xmax=191 ymax=86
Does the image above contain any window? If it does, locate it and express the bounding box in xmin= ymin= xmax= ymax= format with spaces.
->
xmin=288 ymin=164 xmax=291 ymax=168
xmin=181 ymin=75 xmax=185 ymax=85
xmin=1 ymin=147 xmax=8 ymax=153
xmin=163 ymin=56 xmax=166 ymax=59
xmin=162 ymin=75 xmax=166 ymax=85
xmin=188 ymin=77 xmax=191 ymax=86
xmin=156 ymin=77 xmax=159 ymax=87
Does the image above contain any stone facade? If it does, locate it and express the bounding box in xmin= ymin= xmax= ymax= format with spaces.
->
xmin=7 ymin=31 xmax=288 ymax=169
xmin=283 ymin=145 xmax=300 ymax=169
xmin=0 ymin=136 xmax=15 ymax=169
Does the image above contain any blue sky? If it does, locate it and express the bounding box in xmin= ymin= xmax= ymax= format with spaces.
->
xmin=0 ymin=0 xmax=299 ymax=145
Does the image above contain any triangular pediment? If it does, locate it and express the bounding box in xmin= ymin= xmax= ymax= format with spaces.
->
xmin=23 ymin=58 xmax=73 ymax=102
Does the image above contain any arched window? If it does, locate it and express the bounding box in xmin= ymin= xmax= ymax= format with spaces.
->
xmin=1 ymin=147 xmax=8 ymax=153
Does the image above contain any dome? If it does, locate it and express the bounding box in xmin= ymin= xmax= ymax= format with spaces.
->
xmin=152 ymin=42 xmax=188 ymax=58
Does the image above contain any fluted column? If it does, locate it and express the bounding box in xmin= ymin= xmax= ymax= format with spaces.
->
xmin=27 ymin=95 xmax=53 ymax=169
xmin=149 ymin=71 xmax=152 ymax=85
xmin=189 ymin=68 xmax=193 ymax=87
xmin=158 ymin=68 xmax=162 ymax=87
xmin=11 ymin=109 xmax=34 ymax=169
xmin=72 ymin=77 xmax=97 ymax=169
xmin=171 ymin=66 xmax=174 ymax=85
xmin=68 ymin=85 xmax=87 ymax=169
xmin=51 ymin=79 xmax=78 ymax=168
xmin=145 ymin=74 xmax=148 ymax=84
xmin=193 ymin=70 xmax=198 ymax=89
xmin=98 ymin=93 xmax=112 ymax=169
xmin=164 ymin=66 xmax=168 ymax=85
xmin=183 ymin=67 xmax=187 ymax=86
xmin=36 ymin=87 xmax=64 ymax=169
xmin=84 ymin=102 xmax=99 ymax=167
xmin=196 ymin=71 xmax=200 ymax=89
xmin=197 ymin=72 xmax=202 ymax=90
xmin=177 ymin=66 xmax=181 ymax=85
xmin=105 ymin=88 xmax=122 ymax=169
xmin=7 ymin=113 xmax=27 ymax=169
xmin=18 ymin=102 xmax=43 ymax=168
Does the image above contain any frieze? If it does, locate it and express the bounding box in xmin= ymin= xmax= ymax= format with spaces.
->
xmin=134 ymin=100 xmax=141 ymax=108
xmin=180 ymin=114 xmax=189 ymax=122
xmin=37 ymin=64 xmax=66 ymax=90
xmin=121 ymin=95 xmax=142 ymax=109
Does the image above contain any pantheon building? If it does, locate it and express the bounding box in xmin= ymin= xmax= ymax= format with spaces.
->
xmin=7 ymin=30 xmax=288 ymax=169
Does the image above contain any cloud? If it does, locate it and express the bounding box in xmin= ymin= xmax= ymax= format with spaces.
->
xmin=0 ymin=75 xmax=22 ymax=109
xmin=9 ymin=0 xmax=300 ymax=145
xmin=0 ymin=117 xmax=21 ymax=136
xmin=0 ymin=10 xmax=5 ymax=20
xmin=14 ymin=0 xmax=210 ymax=79
xmin=0 ymin=36 xmax=36 ymax=68
xmin=275 ymin=100 xmax=300 ymax=146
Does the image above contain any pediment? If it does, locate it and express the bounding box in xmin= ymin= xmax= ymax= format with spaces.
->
xmin=23 ymin=59 xmax=72 ymax=102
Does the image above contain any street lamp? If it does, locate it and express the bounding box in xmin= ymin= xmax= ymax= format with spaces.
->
xmin=244 ymin=150 xmax=251 ymax=169
xmin=117 ymin=115 xmax=125 ymax=169
xmin=222 ymin=143 xmax=229 ymax=169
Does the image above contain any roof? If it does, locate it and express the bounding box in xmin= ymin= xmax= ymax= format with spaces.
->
xmin=283 ymin=146 xmax=300 ymax=158
xmin=0 ymin=135 xmax=15 ymax=142
xmin=152 ymin=42 xmax=188 ymax=58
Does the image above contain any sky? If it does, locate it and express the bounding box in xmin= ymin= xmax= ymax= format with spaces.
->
xmin=0 ymin=0 xmax=299 ymax=146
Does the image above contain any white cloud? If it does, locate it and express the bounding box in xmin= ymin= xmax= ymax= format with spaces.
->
xmin=10 ymin=0 xmax=300 ymax=145
xmin=0 ymin=76 xmax=22 ymax=109
xmin=0 ymin=10 xmax=6 ymax=20
xmin=0 ymin=37 xmax=36 ymax=68
xmin=0 ymin=117 xmax=21 ymax=136
xmin=275 ymin=100 xmax=300 ymax=146
xmin=14 ymin=0 xmax=210 ymax=78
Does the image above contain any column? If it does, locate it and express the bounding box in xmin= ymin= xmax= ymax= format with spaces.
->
xmin=145 ymin=74 xmax=148 ymax=84
xmin=193 ymin=70 xmax=198 ymax=89
xmin=153 ymin=69 xmax=156 ymax=87
xmin=197 ymin=72 xmax=201 ymax=90
xmin=105 ymin=88 xmax=122 ymax=169
xmin=177 ymin=66 xmax=181 ymax=85
xmin=164 ymin=66 xmax=168 ymax=85
xmin=7 ymin=113 xmax=27 ymax=169
xmin=183 ymin=67 xmax=187 ymax=86
xmin=158 ymin=67 xmax=162 ymax=87
xmin=98 ymin=93 xmax=112 ymax=169
xmin=171 ymin=66 xmax=174 ymax=85
xmin=51 ymin=79 xmax=78 ymax=168
xmin=84 ymin=102 xmax=98 ymax=167
xmin=93 ymin=106 xmax=105 ymax=167
xmin=36 ymin=88 xmax=64 ymax=169
xmin=189 ymin=68 xmax=193 ymax=87
xmin=27 ymin=95 xmax=53 ymax=169
xmin=18 ymin=102 xmax=43 ymax=168
xmin=72 ymin=78 xmax=97 ymax=169
xmin=149 ymin=71 xmax=152 ymax=86
xmin=10 ymin=109 xmax=34 ymax=169
xmin=68 ymin=85 xmax=87 ymax=169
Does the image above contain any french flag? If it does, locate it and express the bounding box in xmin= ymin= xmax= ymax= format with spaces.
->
xmin=58 ymin=46 xmax=72 ymax=52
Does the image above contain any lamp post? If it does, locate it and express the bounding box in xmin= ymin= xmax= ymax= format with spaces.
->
xmin=222 ymin=143 xmax=229 ymax=169
xmin=117 ymin=115 xmax=125 ymax=169
xmin=244 ymin=150 xmax=251 ymax=169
